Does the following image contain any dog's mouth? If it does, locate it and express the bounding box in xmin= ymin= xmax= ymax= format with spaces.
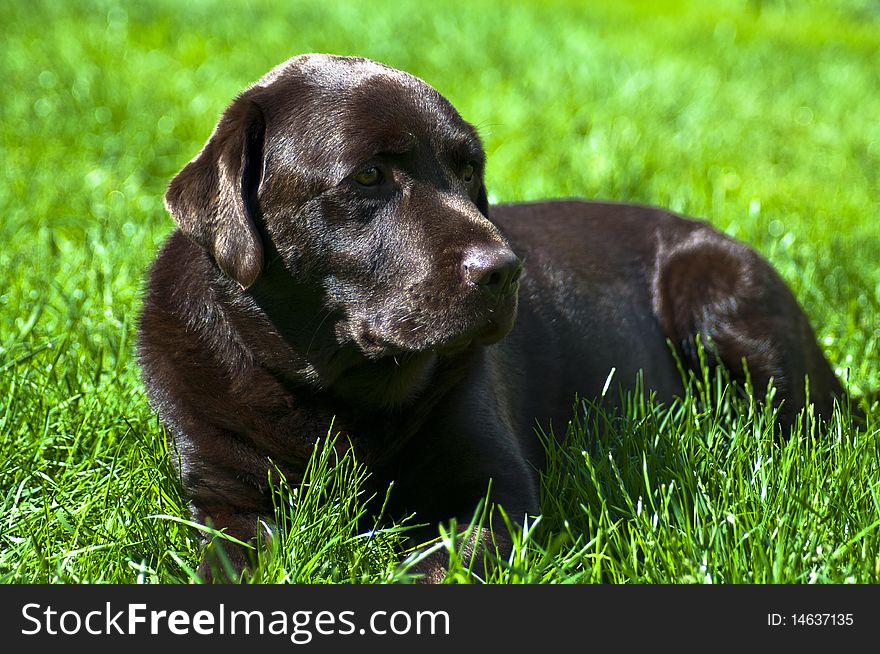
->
xmin=354 ymin=327 xmax=475 ymax=359
xmin=353 ymin=291 xmax=518 ymax=360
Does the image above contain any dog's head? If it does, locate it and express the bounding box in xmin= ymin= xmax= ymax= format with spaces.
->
xmin=165 ymin=55 xmax=520 ymax=389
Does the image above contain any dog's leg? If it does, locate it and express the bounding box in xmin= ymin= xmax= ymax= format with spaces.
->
xmin=408 ymin=525 xmax=514 ymax=584
xmin=387 ymin=441 xmax=537 ymax=583
xmin=655 ymin=230 xmax=843 ymax=430
xmin=192 ymin=509 xmax=267 ymax=583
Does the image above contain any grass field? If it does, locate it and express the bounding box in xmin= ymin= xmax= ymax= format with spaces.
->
xmin=2 ymin=0 xmax=879 ymax=584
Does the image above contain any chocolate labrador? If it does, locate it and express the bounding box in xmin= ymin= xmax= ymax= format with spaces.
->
xmin=138 ymin=54 xmax=845 ymax=581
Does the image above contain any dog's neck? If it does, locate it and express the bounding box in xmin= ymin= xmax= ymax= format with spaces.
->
xmin=222 ymin=264 xmax=480 ymax=410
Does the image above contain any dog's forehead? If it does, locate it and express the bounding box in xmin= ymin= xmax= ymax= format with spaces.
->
xmin=255 ymin=55 xmax=480 ymax=180
xmin=255 ymin=54 xmax=414 ymax=93
xmin=258 ymin=55 xmax=461 ymax=128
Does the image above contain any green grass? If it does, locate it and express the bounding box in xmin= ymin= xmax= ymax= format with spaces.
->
xmin=2 ymin=0 xmax=878 ymax=583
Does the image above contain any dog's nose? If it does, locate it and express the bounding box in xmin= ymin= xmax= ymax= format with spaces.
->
xmin=462 ymin=246 xmax=523 ymax=299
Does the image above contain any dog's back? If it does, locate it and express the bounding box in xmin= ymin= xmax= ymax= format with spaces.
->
xmin=491 ymin=200 xmax=843 ymax=436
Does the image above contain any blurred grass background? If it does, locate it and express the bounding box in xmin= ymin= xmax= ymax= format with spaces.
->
xmin=1 ymin=0 xmax=878 ymax=582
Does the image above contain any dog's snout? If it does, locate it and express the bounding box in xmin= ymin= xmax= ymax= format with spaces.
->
xmin=462 ymin=246 xmax=523 ymax=299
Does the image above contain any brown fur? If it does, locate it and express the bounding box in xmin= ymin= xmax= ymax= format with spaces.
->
xmin=138 ymin=55 xmax=846 ymax=581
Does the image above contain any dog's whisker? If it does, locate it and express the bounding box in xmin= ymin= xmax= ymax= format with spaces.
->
xmin=304 ymin=307 xmax=334 ymax=356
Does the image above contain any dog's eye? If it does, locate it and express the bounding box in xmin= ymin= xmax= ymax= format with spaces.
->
xmin=462 ymin=162 xmax=476 ymax=184
xmin=353 ymin=166 xmax=383 ymax=187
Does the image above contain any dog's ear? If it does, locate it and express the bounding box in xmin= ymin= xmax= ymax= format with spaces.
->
xmin=476 ymin=183 xmax=490 ymax=218
xmin=165 ymin=97 xmax=266 ymax=289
